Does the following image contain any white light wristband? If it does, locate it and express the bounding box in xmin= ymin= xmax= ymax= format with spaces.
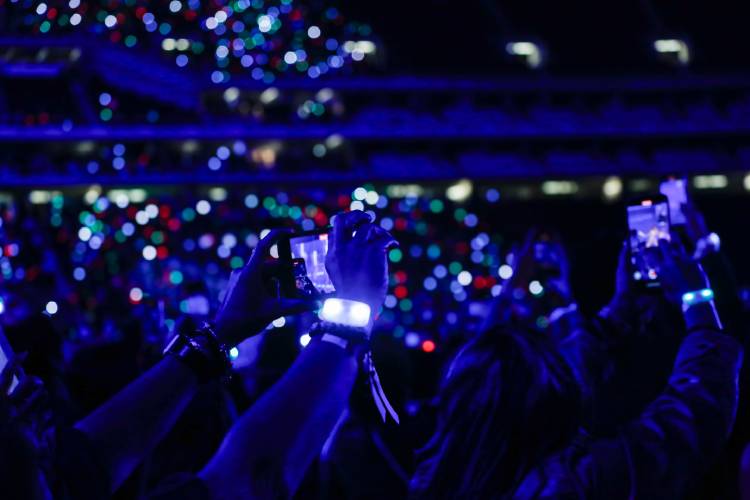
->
xmin=681 ymin=288 xmax=714 ymax=311
xmin=319 ymin=298 xmax=372 ymax=328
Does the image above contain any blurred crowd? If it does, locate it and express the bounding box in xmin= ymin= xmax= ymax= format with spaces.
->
xmin=1 ymin=186 xmax=750 ymax=499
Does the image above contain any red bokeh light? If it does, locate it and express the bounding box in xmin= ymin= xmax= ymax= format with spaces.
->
xmin=421 ymin=340 xmax=436 ymax=353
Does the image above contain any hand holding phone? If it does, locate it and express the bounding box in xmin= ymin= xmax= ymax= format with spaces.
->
xmin=627 ymin=196 xmax=671 ymax=287
xmin=213 ymin=229 xmax=316 ymax=347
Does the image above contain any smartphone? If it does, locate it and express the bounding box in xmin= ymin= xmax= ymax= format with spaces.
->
xmin=0 ymin=327 xmax=20 ymax=395
xmin=279 ymin=229 xmax=335 ymax=298
xmin=659 ymin=178 xmax=688 ymax=225
xmin=627 ymin=196 xmax=671 ymax=287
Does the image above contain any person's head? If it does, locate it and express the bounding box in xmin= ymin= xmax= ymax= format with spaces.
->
xmin=410 ymin=324 xmax=582 ymax=499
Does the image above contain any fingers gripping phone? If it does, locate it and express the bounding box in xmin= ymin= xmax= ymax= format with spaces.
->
xmin=659 ymin=178 xmax=688 ymax=225
xmin=278 ymin=229 xmax=336 ymax=299
xmin=627 ymin=196 xmax=671 ymax=287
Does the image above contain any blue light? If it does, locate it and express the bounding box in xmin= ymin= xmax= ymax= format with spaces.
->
xmin=208 ymin=157 xmax=222 ymax=170
xmin=73 ymin=267 xmax=86 ymax=281
xmin=434 ymin=265 xmax=448 ymax=279
xmin=486 ymin=189 xmax=500 ymax=202
xmin=244 ymin=194 xmax=259 ymax=208
xmin=423 ymin=277 xmax=437 ymax=291
xmin=405 ymin=332 xmax=420 ymax=348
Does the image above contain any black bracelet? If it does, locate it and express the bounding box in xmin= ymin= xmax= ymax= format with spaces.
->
xmin=163 ymin=322 xmax=232 ymax=383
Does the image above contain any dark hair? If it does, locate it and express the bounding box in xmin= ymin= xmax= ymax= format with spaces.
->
xmin=410 ymin=325 xmax=582 ymax=499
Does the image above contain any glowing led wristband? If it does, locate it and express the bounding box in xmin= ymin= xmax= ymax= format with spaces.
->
xmin=319 ymin=298 xmax=371 ymax=328
xmin=681 ymin=288 xmax=714 ymax=309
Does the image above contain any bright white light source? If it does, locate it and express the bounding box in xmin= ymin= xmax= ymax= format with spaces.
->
xmin=0 ymin=299 xmax=5 ymax=315
xmin=319 ymin=299 xmax=371 ymax=327
xmin=229 ymin=347 xmax=239 ymax=359
xmin=169 ymin=0 xmax=182 ymax=12
xmin=365 ymin=191 xmax=379 ymax=205
xmin=349 ymin=302 xmax=372 ymax=326
xmin=70 ymin=13 xmax=82 ymax=25
xmin=355 ymin=41 xmax=377 ymax=54
xmin=457 ymin=271 xmax=473 ymax=286
xmin=654 ymin=39 xmax=690 ymax=65
xmin=272 ymin=317 xmax=286 ymax=328
xmin=353 ymin=187 xmax=368 ymax=200
xmin=29 ymin=191 xmax=53 ymax=204
xmin=326 ymin=134 xmax=344 ymax=149
xmin=257 ymin=15 xmax=272 ymax=32
xmin=214 ymin=10 xmax=227 ymax=23
xmin=446 ymin=179 xmax=473 ymax=202
xmin=744 ymin=173 xmax=750 ymax=191
xmin=142 ymin=245 xmax=157 ymax=261
xmin=283 ymin=51 xmax=298 ymax=64
xmin=145 ymin=204 xmax=159 ymax=219
xmin=603 ymin=176 xmax=623 ymax=200
xmin=506 ymin=41 xmax=543 ymax=68
xmin=529 ymin=280 xmax=544 ymax=296
xmin=693 ymin=175 xmax=728 ymax=189
xmin=299 ymin=333 xmax=311 ymax=347
xmin=129 ymin=287 xmax=143 ymax=302
xmin=498 ymin=264 xmax=513 ymax=280
xmin=135 ymin=211 xmax=150 ymax=225
xmin=78 ymin=227 xmax=92 ymax=242
xmin=223 ymin=87 xmax=240 ymax=103
xmin=321 ymin=298 xmax=344 ymax=319
xmin=307 ymin=26 xmax=321 ymax=39
xmin=259 ymin=87 xmax=279 ymax=104
xmin=45 ymin=301 xmax=58 ymax=315
xmin=209 ymin=187 xmax=228 ymax=201
xmin=196 ymin=200 xmax=211 ymax=215
xmin=542 ymin=180 xmax=579 ymax=196
xmin=104 ymin=15 xmax=118 ymax=28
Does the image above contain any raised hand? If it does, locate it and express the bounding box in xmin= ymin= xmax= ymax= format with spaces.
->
xmin=646 ymin=239 xmax=710 ymax=305
xmin=214 ymin=229 xmax=316 ymax=346
xmin=0 ymin=353 xmax=49 ymax=451
xmin=326 ymin=211 xmax=397 ymax=315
